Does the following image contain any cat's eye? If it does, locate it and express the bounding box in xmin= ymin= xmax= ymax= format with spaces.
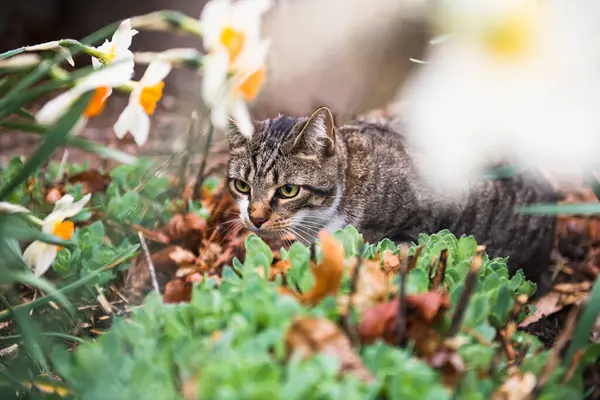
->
xmin=233 ymin=179 xmax=251 ymax=194
xmin=277 ymin=184 xmax=300 ymax=199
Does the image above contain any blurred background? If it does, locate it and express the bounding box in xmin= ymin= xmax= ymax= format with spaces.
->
xmin=0 ymin=0 xmax=430 ymax=120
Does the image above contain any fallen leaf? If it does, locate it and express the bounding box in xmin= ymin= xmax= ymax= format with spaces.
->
xmin=357 ymin=291 xmax=449 ymax=356
xmin=161 ymin=213 xmax=207 ymax=244
xmin=295 ymin=231 xmax=345 ymax=305
xmin=492 ymin=368 xmax=536 ymax=400
xmin=45 ymin=187 xmax=64 ymax=204
xmin=163 ymin=279 xmax=192 ymax=304
xmin=519 ymin=282 xmax=591 ymax=327
xmin=67 ymin=170 xmax=111 ymax=194
xmin=428 ymin=349 xmax=465 ymax=388
xmin=286 ymin=317 xmax=374 ymax=383
xmin=338 ymin=257 xmax=392 ymax=314
xmin=125 ymin=246 xmax=182 ymax=300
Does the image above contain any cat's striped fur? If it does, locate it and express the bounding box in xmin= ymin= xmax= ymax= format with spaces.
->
xmin=226 ymin=107 xmax=558 ymax=294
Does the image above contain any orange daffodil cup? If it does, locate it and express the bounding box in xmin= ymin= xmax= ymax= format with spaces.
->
xmin=16 ymin=194 xmax=91 ymax=277
xmin=200 ymin=0 xmax=273 ymax=138
xmin=113 ymin=60 xmax=172 ymax=146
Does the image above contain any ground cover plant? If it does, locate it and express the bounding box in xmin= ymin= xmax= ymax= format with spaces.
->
xmin=1 ymin=2 xmax=600 ymax=399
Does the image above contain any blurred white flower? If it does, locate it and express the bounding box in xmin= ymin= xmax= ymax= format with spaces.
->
xmin=22 ymin=194 xmax=91 ymax=277
xmin=113 ymin=60 xmax=172 ymax=146
xmin=36 ymin=62 xmax=133 ymax=132
xmin=402 ymin=0 xmax=600 ymax=195
xmin=92 ymin=18 xmax=138 ymax=70
xmin=200 ymin=0 xmax=272 ymax=137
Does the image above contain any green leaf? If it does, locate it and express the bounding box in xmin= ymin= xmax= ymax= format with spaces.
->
xmin=565 ymin=276 xmax=600 ymax=364
xmin=0 ymin=47 xmax=26 ymax=60
xmin=0 ymin=244 xmax=138 ymax=321
xmin=0 ymin=297 xmax=49 ymax=371
xmin=519 ymin=202 xmax=600 ymax=215
xmin=0 ymin=91 xmax=94 ymax=200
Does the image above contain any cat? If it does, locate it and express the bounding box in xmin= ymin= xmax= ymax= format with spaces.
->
xmin=225 ymin=107 xmax=558 ymax=295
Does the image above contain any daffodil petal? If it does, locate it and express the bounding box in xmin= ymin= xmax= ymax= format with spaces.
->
xmin=78 ymin=62 xmax=133 ymax=92
xmin=140 ymin=60 xmax=172 ymax=87
xmin=114 ymin=102 xmax=150 ymax=146
xmin=231 ymin=0 xmax=272 ymax=43
xmin=48 ymin=193 xmax=92 ymax=223
xmin=209 ymin=96 xmax=229 ymax=131
xmin=200 ymin=0 xmax=232 ymax=50
xmin=23 ymin=241 xmax=58 ymax=277
xmin=231 ymin=98 xmax=253 ymax=137
xmin=202 ymin=48 xmax=229 ymax=104
xmin=35 ymin=89 xmax=82 ymax=125
xmin=112 ymin=19 xmax=138 ymax=54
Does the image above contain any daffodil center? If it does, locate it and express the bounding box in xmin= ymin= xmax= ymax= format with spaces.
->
xmin=482 ymin=13 xmax=533 ymax=58
xmin=220 ymin=26 xmax=246 ymax=63
xmin=84 ymin=86 xmax=111 ymax=118
xmin=52 ymin=220 xmax=75 ymax=250
xmin=238 ymin=67 xmax=265 ymax=101
xmin=140 ymin=82 xmax=165 ymax=115
xmin=108 ymin=45 xmax=116 ymax=61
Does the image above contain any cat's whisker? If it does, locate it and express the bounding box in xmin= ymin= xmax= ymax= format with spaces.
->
xmin=290 ymin=225 xmax=317 ymax=245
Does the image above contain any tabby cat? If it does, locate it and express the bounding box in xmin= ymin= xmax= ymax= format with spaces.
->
xmin=226 ymin=107 xmax=558 ymax=294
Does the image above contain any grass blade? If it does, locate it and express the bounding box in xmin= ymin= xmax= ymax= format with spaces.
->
xmin=564 ymin=276 xmax=600 ymax=365
xmin=0 ymin=296 xmax=49 ymax=372
xmin=7 ymin=271 xmax=73 ymax=315
xmin=586 ymin=174 xmax=600 ymax=202
xmin=519 ymin=202 xmax=600 ymax=216
xmin=0 ymin=48 xmax=25 ymax=60
xmin=0 ymin=91 xmax=93 ymax=201
xmin=1 ymin=121 xmax=136 ymax=165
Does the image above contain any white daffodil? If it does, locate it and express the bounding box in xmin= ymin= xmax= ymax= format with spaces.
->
xmin=92 ymin=18 xmax=138 ymax=70
xmin=203 ymin=42 xmax=269 ymax=137
xmin=402 ymin=0 xmax=600 ymax=196
xmin=36 ymin=62 xmax=133 ymax=132
xmin=199 ymin=0 xmax=272 ymax=137
xmin=113 ymin=60 xmax=172 ymax=146
xmin=22 ymin=194 xmax=91 ymax=277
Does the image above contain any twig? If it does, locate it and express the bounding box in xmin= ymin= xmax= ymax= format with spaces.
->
xmin=408 ymin=246 xmax=423 ymax=272
xmin=178 ymin=111 xmax=199 ymax=194
xmin=396 ymin=250 xmax=409 ymax=346
xmin=431 ymin=249 xmax=448 ymax=290
xmin=55 ymin=149 xmax=69 ymax=182
xmin=193 ymin=123 xmax=215 ymax=200
xmin=447 ymin=247 xmax=485 ymax=337
xmin=341 ymin=253 xmax=362 ymax=346
xmin=137 ymin=231 xmax=160 ymax=293
xmin=534 ymin=305 xmax=580 ymax=394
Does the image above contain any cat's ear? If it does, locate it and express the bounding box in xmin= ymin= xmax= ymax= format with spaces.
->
xmin=292 ymin=106 xmax=336 ymax=157
xmin=225 ymin=118 xmax=249 ymax=151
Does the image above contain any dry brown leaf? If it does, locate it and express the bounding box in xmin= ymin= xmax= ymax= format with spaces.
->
xmin=293 ymin=231 xmax=344 ymax=305
xmin=357 ymin=291 xmax=449 ymax=356
xmin=163 ymin=279 xmax=192 ymax=304
xmin=492 ymin=368 xmax=536 ymax=400
xmin=286 ymin=317 xmax=374 ymax=383
xmin=161 ymin=213 xmax=207 ymax=243
xmin=125 ymin=246 xmax=182 ymax=300
xmin=519 ymin=282 xmax=590 ymax=327
xmin=338 ymin=257 xmax=392 ymax=314
xmin=45 ymin=187 xmax=64 ymax=204
xmin=67 ymin=170 xmax=112 ymax=194
xmin=428 ymin=349 xmax=465 ymax=388
xmin=169 ymin=246 xmax=197 ymax=265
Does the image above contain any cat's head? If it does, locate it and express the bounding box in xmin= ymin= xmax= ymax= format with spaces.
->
xmin=226 ymin=107 xmax=342 ymax=243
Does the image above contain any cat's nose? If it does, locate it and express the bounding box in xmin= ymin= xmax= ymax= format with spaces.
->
xmin=249 ymin=216 xmax=268 ymax=228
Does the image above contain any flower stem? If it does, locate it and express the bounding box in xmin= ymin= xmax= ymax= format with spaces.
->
xmin=58 ymin=39 xmax=110 ymax=64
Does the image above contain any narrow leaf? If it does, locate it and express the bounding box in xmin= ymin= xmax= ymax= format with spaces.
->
xmin=519 ymin=203 xmax=600 ymax=216
xmin=565 ymin=276 xmax=600 ymax=365
xmin=0 ymin=91 xmax=93 ymax=200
